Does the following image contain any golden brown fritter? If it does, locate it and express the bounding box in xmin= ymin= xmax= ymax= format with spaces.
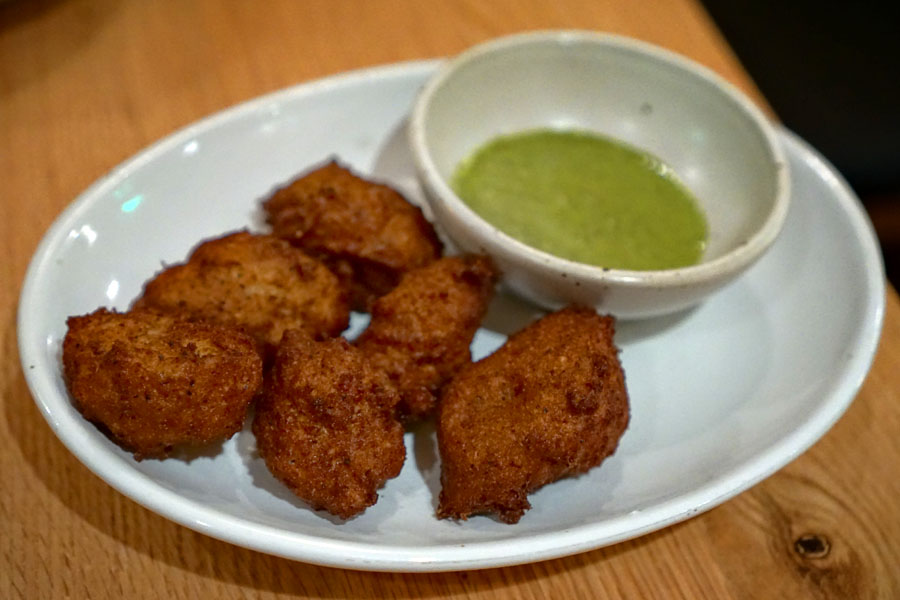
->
xmin=437 ymin=306 xmax=630 ymax=524
xmin=262 ymin=160 xmax=443 ymax=310
xmin=62 ymin=308 xmax=263 ymax=460
xmin=355 ymin=255 xmax=498 ymax=422
xmin=252 ymin=330 xmax=405 ymax=519
xmin=133 ymin=231 xmax=349 ymax=357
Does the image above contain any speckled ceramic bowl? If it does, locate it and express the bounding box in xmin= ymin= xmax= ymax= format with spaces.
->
xmin=409 ymin=31 xmax=790 ymax=318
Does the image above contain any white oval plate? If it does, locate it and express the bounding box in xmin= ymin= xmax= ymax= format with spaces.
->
xmin=18 ymin=61 xmax=884 ymax=572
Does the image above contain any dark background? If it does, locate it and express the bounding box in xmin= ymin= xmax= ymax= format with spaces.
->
xmin=701 ymin=0 xmax=900 ymax=283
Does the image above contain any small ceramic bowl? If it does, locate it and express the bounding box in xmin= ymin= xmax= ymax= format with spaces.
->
xmin=409 ymin=31 xmax=790 ymax=318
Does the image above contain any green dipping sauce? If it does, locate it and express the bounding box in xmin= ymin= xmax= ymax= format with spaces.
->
xmin=451 ymin=129 xmax=708 ymax=270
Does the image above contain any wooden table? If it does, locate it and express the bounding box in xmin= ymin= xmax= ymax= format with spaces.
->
xmin=2 ymin=1 xmax=898 ymax=597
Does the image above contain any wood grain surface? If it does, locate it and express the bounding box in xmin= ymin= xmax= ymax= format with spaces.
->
xmin=2 ymin=1 xmax=899 ymax=598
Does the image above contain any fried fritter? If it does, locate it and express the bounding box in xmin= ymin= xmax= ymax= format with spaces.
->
xmin=262 ymin=160 xmax=443 ymax=310
xmin=252 ymin=330 xmax=405 ymax=519
xmin=133 ymin=231 xmax=349 ymax=357
xmin=62 ymin=308 xmax=263 ymax=460
xmin=355 ymin=254 xmax=498 ymax=422
xmin=437 ymin=306 xmax=630 ymax=524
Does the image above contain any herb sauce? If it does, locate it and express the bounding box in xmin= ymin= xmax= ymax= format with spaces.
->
xmin=452 ymin=129 xmax=707 ymax=270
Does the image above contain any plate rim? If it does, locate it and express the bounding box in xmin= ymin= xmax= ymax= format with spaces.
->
xmin=17 ymin=61 xmax=886 ymax=572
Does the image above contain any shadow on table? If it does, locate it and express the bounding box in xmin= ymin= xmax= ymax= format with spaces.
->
xmin=3 ymin=306 xmax=681 ymax=597
xmin=0 ymin=0 xmax=122 ymax=94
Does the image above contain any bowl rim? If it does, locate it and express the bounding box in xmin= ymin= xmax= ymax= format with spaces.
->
xmin=409 ymin=29 xmax=791 ymax=288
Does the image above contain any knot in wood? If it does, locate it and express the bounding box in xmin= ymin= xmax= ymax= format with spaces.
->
xmin=794 ymin=533 xmax=831 ymax=559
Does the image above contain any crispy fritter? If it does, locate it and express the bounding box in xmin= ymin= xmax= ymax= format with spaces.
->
xmin=437 ymin=306 xmax=630 ymax=524
xmin=133 ymin=231 xmax=349 ymax=356
xmin=62 ymin=308 xmax=263 ymax=460
xmin=355 ymin=255 xmax=498 ymax=422
xmin=252 ymin=331 xmax=405 ymax=519
xmin=262 ymin=160 xmax=443 ymax=310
